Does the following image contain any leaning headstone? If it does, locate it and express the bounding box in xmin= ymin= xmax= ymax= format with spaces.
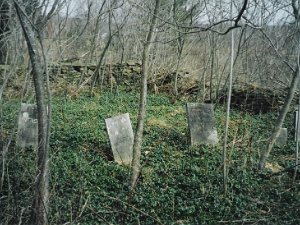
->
xmin=17 ymin=103 xmax=38 ymax=147
xmin=275 ymin=128 xmax=287 ymax=147
xmin=186 ymin=103 xmax=218 ymax=146
xmin=105 ymin=113 xmax=134 ymax=165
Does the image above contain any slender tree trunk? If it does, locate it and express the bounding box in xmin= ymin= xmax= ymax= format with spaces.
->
xmin=130 ymin=0 xmax=160 ymax=190
xmin=172 ymin=0 xmax=184 ymax=98
xmin=89 ymin=0 xmax=107 ymax=61
xmin=223 ymin=2 xmax=235 ymax=194
xmin=293 ymin=0 xmax=300 ymax=182
xmin=91 ymin=2 xmax=113 ymax=92
xmin=173 ymin=41 xmax=184 ymax=98
xmin=294 ymin=80 xmax=300 ymax=182
xmin=258 ymin=68 xmax=299 ymax=170
xmin=209 ymin=32 xmax=215 ymax=102
xmin=15 ymin=3 xmax=49 ymax=224
xmin=259 ymin=0 xmax=300 ymax=170
xmin=90 ymin=37 xmax=112 ymax=90
xmin=0 ymin=1 xmax=10 ymax=64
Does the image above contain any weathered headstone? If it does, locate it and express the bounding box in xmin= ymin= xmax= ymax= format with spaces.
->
xmin=17 ymin=103 xmax=38 ymax=147
xmin=105 ymin=113 xmax=134 ymax=165
xmin=186 ymin=103 xmax=218 ymax=146
xmin=275 ymin=128 xmax=287 ymax=147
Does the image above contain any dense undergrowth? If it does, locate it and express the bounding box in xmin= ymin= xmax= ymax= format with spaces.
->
xmin=1 ymin=91 xmax=300 ymax=224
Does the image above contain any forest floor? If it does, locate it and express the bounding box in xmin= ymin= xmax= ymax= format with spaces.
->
xmin=1 ymin=90 xmax=300 ymax=224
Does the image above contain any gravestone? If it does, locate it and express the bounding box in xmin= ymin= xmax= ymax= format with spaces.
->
xmin=186 ymin=103 xmax=218 ymax=146
xmin=17 ymin=103 xmax=38 ymax=147
xmin=275 ymin=128 xmax=287 ymax=147
xmin=105 ymin=113 xmax=134 ymax=165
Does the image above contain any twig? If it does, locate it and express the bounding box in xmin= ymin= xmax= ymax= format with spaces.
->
xmin=218 ymin=218 xmax=267 ymax=223
xmin=78 ymin=194 xmax=90 ymax=218
xmin=18 ymin=208 xmax=25 ymax=225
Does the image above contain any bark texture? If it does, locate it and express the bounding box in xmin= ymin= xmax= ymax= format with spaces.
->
xmin=15 ymin=2 xmax=49 ymax=224
xmin=130 ymin=0 xmax=160 ymax=190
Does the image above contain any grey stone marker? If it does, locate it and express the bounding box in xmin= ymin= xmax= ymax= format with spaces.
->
xmin=186 ymin=103 xmax=218 ymax=146
xmin=17 ymin=103 xmax=38 ymax=147
xmin=275 ymin=128 xmax=287 ymax=147
xmin=105 ymin=113 xmax=134 ymax=165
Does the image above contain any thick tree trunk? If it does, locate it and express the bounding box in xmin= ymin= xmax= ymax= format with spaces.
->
xmin=15 ymin=3 xmax=49 ymax=225
xmin=130 ymin=0 xmax=160 ymax=190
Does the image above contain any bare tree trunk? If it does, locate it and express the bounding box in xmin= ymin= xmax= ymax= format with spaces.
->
xmin=14 ymin=2 xmax=50 ymax=224
xmin=172 ymin=0 xmax=183 ymax=98
xmin=293 ymin=0 xmax=300 ymax=183
xmin=90 ymin=36 xmax=113 ymax=91
xmin=197 ymin=35 xmax=210 ymax=102
xmin=222 ymin=1 xmax=235 ymax=194
xmin=209 ymin=32 xmax=215 ymax=102
xmin=0 ymin=1 xmax=10 ymax=64
xmin=258 ymin=68 xmax=299 ymax=170
xmin=89 ymin=0 xmax=107 ymax=62
xmin=173 ymin=41 xmax=184 ymax=98
xmin=259 ymin=0 xmax=300 ymax=170
xmin=130 ymin=0 xmax=160 ymax=190
xmin=90 ymin=1 xmax=114 ymax=92
xmin=294 ymin=78 xmax=300 ymax=182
